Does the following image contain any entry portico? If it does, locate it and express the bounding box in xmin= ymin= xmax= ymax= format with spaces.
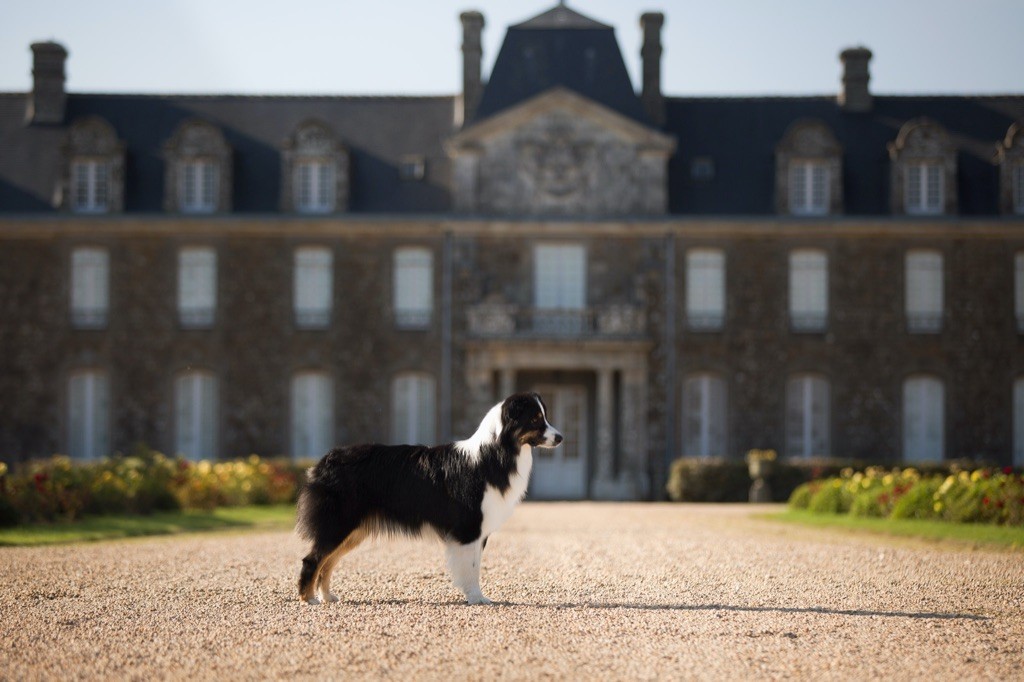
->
xmin=463 ymin=339 xmax=650 ymax=500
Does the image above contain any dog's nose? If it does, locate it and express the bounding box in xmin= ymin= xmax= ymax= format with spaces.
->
xmin=554 ymin=433 xmax=563 ymax=445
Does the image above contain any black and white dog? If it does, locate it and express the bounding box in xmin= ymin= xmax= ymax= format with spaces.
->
xmin=296 ymin=392 xmax=562 ymax=605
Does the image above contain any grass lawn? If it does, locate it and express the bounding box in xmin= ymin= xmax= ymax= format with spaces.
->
xmin=0 ymin=505 xmax=296 ymax=547
xmin=771 ymin=508 xmax=1024 ymax=550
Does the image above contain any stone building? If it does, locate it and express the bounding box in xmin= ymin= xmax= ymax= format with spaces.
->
xmin=1 ymin=4 xmax=1023 ymax=498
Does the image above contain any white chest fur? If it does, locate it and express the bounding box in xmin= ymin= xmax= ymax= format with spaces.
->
xmin=479 ymin=444 xmax=533 ymax=540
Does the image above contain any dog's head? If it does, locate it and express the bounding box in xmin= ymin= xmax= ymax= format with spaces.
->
xmin=501 ymin=392 xmax=563 ymax=449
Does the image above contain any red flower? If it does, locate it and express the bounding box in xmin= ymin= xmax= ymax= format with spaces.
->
xmin=982 ymin=497 xmax=990 ymax=506
xmin=1003 ymin=466 xmax=1014 ymax=475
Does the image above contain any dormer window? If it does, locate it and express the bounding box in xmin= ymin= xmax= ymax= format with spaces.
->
xmin=904 ymin=162 xmax=943 ymax=215
xmin=71 ymin=159 xmax=110 ymax=213
xmin=775 ymin=120 xmax=842 ymax=216
xmin=180 ymin=159 xmax=218 ymax=213
xmin=61 ymin=117 xmax=125 ymax=214
xmin=996 ymin=122 xmax=1024 ymax=215
xmin=163 ymin=119 xmax=232 ymax=214
xmin=888 ymin=118 xmax=957 ymax=216
xmin=789 ymin=161 xmax=830 ymax=216
xmin=281 ymin=120 xmax=348 ymax=214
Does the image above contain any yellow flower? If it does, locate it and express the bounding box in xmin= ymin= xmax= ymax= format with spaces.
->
xmin=934 ymin=502 xmax=943 ymax=513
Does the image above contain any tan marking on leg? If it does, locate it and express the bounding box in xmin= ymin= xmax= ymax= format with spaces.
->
xmin=317 ymin=527 xmax=368 ymax=603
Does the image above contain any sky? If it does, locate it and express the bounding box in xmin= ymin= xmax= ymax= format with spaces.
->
xmin=1 ymin=0 xmax=1021 ymax=98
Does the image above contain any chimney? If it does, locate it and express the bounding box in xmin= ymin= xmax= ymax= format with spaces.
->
xmin=460 ymin=11 xmax=485 ymax=124
xmin=27 ymin=41 xmax=68 ymax=125
xmin=839 ymin=46 xmax=872 ymax=113
xmin=640 ymin=13 xmax=665 ymax=127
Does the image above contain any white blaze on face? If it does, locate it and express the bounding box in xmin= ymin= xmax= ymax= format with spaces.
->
xmin=535 ymin=395 xmax=563 ymax=448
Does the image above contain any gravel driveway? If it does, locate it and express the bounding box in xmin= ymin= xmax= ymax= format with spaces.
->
xmin=1 ymin=503 xmax=1021 ymax=680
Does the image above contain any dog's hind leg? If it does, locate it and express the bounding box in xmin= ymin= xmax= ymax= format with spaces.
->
xmin=298 ymin=522 xmax=362 ymax=605
xmin=318 ymin=526 xmax=368 ymax=603
xmin=445 ymin=539 xmax=490 ymax=605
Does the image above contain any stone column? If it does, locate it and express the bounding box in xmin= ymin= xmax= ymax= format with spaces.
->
xmin=595 ymin=367 xmax=615 ymax=482
xmin=621 ymin=368 xmax=649 ymax=498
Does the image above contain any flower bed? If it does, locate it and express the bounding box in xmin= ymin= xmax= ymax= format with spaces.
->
xmin=0 ymin=450 xmax=306 ymax=527
xmin=789 ymin=466 xmax=1024 ymax=526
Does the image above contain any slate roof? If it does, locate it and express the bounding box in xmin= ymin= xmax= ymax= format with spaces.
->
xmin=664 ymin=95 xmax=1024 ymax=215
xmin=473 ymin=5 xmax=648 ymax=124
xmin=0 ymin=93 xmax=456 ymax=213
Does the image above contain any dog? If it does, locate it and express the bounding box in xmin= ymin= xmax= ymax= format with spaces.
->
xmin=296 ymin=392 xmax=562 ymax=605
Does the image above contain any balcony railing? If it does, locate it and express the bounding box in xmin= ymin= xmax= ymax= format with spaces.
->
xmin=467 ymin=303 xmax=646 ymax=339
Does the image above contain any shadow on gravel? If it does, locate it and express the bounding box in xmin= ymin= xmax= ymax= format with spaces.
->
xmin=305 ymin=598 xmax=988 ymax=621
xmin=510 ymin=602 xmax=990 ymax=621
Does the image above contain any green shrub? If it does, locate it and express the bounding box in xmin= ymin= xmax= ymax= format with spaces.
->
xmin=890 ymin=478 xmax=942 ymax=520
xmin=807 ymin=479 xmax=846 ymax=514
xmin=788 ymin=482 xmax=816 ymax=510
xmin=666 ymin=457 xmax=749 ymax=502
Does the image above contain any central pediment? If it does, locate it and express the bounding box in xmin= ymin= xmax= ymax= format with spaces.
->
xmin=447 ymin=88 xmax=676 ymax=216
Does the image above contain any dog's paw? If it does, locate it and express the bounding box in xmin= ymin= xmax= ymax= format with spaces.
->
xmin=324 ymin=592 xmax=340 ymax=603
xmin=466 ymin=594 xmax=493 ymax=605
xmin=303 ymin=596 xmax=322 ymax=606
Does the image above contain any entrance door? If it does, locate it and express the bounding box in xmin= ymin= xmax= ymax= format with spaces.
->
xmin=530 ymin=385 xmax=588 ymax=499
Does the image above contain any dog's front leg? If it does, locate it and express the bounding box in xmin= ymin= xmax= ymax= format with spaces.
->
xmin=445 ymin=539 xmax=491 ymax=605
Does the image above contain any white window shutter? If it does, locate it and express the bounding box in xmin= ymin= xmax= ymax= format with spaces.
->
xmin=686 ymin=249 xmax=725 ymax=329
xmin=291 ymin=372 xmax=333 ymax=458
xmin=682 ymin=376 xmax=705 ymax=456
xmin=69 ymin=370 xmax=109 ymax=460
xmin=789 ymin=250 xmax=827 ymax=330
xmin=786 ymin=377 xmax=806 ymax=457
xmin=903 ymin=376 xmax=943 ymax=462
xmin=294 ymin=247 xmax=333 ymax=326
xmin=416 ymin=375 xmax=436 ymax=445
xmin=71 ymin=247 xmax=109 ymax=327
xmin=810 ymin=377 xmax=830 ymax=455
xmin=394 ymin=248 xmax=433 ymax=326
xmin=906 ymin=250 xmax=943 ymax=331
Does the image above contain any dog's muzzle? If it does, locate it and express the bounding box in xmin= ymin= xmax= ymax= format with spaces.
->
xmin=538 ymin=425 xmax=563 ymax=448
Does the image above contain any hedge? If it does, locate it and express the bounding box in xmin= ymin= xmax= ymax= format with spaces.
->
xmin=788 ymin=466 xmax=1024 ymax=526
xmin=665 ymin=456 xmax=997 ymax=504
xmin=0 ymin=448 xmax=308 ymax=527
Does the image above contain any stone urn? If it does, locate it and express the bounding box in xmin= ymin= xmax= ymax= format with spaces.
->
xmin=745 ymin=449 xmax=776 ymax=503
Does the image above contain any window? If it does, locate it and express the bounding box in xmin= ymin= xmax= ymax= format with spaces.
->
xmin=174 ymin=371 xmax=218 ymax=461
xmin=685 ymin=249 xmax=725 ymax=331
xmin=390 ymin=373 xmax=436 ymax=445
xmin=180 ymin=159 xmax=218 ymax=213
xmin=400 ymin=155 xmax=426 ymax=181
xmin=291 ymin=372 xmax=334 ymax=458
xmin=178 ymin=247 xmax=216 ymax=328
xmin=789 ymin=161 xmax=830 ymax=215
xmin=70 ymin=246 xmax=109 ymax=328
xmin=71 ymin=159 xmax=110 ymax=213
xmin=789 ymin=249 xmax=828 ymax=332
xmin=295 ymin=160 xmax=336 ymax=213
xmin=294 ymin=247 xmax=333 ymax=328
xmin=63 ymin=116 xmax=124 ymax=213
xmin=906 ymin=250 xmax=943 ymax=333
xmin=394 ymin=247 xmax=433 ymax=328
xmin=163 ymin=119 xmax=231 ymax=213
xmin=281 ymin=120 xmax=348 ymax=213
xmin=534 ymin=244 xmax=586 ymax=334
xmin=786 ymin=374 xmax=830 ymax=458
xmin=682 ymin=374 xmax=727 ymax=457
xmin=904 ymin=162 xmax=943 ymax=215
xmin=903 ymin=376 xmax=944 ymax=462
xmin=1016 ymin=253 xmax=1024 ymax=333
xmin=888 ymin=119 xmax=955 ymax=216
xmin=1014 ymin=378 xmax=1024 ymax=467
xmin=67 ymin=369 xmax=109 ymax=460
xmin=775 ymin=120 xmax=841 ymax=215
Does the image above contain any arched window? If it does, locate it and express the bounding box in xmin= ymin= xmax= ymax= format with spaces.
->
xmin=888 ymin=119 xmax=957 ymax=215
xmin=786 ymin=374 xmax=830 ymax=458
xmin=291 ymin=371 xmax=334 ymax=458
xmin=67 ymin=369 xmax=110 ymax=460
xmin=163 ymin=119 xmax=232 ymax=214
xmin=281 ymin=120 xmax=348 ymax=213
xmin=174 ymin=370 xmax=218 ymax=460
xmin=903 ymin=375 xmax=944 ymax=462
xmin=62 ymin=116 xmax=125 ymax=213
xmin=775 ymin=119 xmax=842 ymax=216
xmin=390 ymin=372 xmax=436 ymax=445
xmin=682 ymin=373 xmax=727 ymax=457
